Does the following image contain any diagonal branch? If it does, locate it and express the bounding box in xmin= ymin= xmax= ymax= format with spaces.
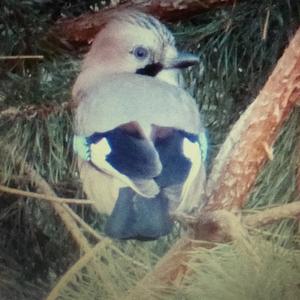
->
xmin=204 ymin=27 xmax=300 ymax=212
xmin=0 ymin=184 xmax=95 ymax=205
xmin=126 ymin=27 xmax=300 ymax=290
xmin=23 ymin=162 xmax=92 ymax=252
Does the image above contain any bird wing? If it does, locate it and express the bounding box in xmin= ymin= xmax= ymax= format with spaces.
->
xmin=74 ymin=124 xmax=162 ymax=198
xmin=78 ymin=157 xmax=120 ymax=215
xmin=74 ymin=74 xmax=205 ymax=219
xmin=152 ymin=126 xmax=207 ymax=213
xmin=103 ymin=128 xmax=207 ymax=240
xmin=74 ymin=73 xmax=201 ymax=137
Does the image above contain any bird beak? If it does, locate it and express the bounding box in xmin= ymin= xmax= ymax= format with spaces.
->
xmin=166 ymin=52 xmax=199 ymax=69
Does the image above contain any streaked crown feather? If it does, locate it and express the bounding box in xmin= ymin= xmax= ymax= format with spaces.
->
xmin=111 ymin=10 xmax=175 ymax=46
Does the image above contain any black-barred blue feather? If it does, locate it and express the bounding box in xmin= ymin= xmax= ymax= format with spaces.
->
xmin=74 ymin=125 xmax=206 ymax=240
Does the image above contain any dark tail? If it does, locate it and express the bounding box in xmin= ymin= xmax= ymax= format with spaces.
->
xmin=104 ymin=188 xmax=173 ymax=240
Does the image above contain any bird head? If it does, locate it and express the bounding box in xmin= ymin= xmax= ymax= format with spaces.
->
xmin=81 ymin=11 xmax=199 ymax=83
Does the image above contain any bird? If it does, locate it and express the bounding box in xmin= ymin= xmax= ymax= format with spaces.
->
xmin=72 ymin=10 xmax=207 ymax=241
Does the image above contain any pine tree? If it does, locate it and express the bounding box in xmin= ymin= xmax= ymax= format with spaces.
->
xmin=0 ymin=1 xmax=300 ymax=299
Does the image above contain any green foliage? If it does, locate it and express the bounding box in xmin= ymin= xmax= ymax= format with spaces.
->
xmin=48 ymin=240 xmax=156 ymax=300
xmin=0 ymin=0 xmax=81 ymax=107
xmin=48 ymin=236 xmax=300 ymax=300
xmin=0 ymin=112 xmax=75 ymax=184
xmin=176 ymin=0 xmax=300 ymax=160
xmin=177 ymin=238 xmax=300 ymax=300
xmin=0 ymin=0 xmax=299 ymax=299
xmin=247 ymin=109 xmax=300 ymax=209
xmin=245 ymin=108 xmax=300 ymax=248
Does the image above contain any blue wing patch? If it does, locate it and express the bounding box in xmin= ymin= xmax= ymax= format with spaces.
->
xmin=73 ymin=135 xmax=90 ymax=161
xmin=74 ymin=127 xmax=208 ymax=240
xmin=153 ymin=129 xmax=204 ymax=187
xmin=74 ymin=128 xmax=207 ymax=186
xmin=103 ymin=128 xmax=161 ymax=179
xmin=75 ymin=127 xmax=162 ymax=180
xmin=154 ymin=130 xmax=192 ymax=187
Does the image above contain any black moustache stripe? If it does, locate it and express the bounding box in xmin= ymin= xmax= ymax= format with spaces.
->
xmin=136 ymin=63 xmax=163 ymax=77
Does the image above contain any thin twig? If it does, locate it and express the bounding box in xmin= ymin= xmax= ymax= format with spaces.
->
xmin=0 ymin=55 xmax=44 ymax=60
xmin=125 ymin=27 xmax=300 ymax=290
xmin=262 ymin=8 xmax=270 ymax=41
xmin=22 ymin=162 xmax=92 ymax=252
xmin=0 ymin=102 xmax=76 ymax=119
xmin=1 ymin=122 xmax=92 ymax=252
xmin=0 ymin=107 xmax=20 ymax=118
xmin=64 ymin=205 xmax=103 ymax=241
xmin=0 ymin=184 xmax=95 ymax=205
xmin=47 ymin=241 xmax=111 ymax=300
xmin=244 ymin=201 xmax=300 ymax=227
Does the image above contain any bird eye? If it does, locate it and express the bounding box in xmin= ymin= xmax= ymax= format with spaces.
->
xmin=133 ymin=46 xmax=149 ymax=60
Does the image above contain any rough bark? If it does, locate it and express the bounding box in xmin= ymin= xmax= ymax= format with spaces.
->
xmin=51 ymin=0 xmax=233 ymax=45
xmin=127 ymin=27 xmax=300 ymax=289
xmin=203 ymin=29 xmax=300 ymax=212
xmin=296 ymin=141 xmax=300 ymax=193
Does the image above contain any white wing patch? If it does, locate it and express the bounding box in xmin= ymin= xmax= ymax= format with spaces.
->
xmin=177 ymin=137 xmax=202 ymax=212
xmin=91 ymin=137 xmax=112 ymax=159
xmin=90 ymin=138 xmax=159 ymax=198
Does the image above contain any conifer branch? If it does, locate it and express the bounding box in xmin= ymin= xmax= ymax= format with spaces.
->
xmin=22 ymin=161 xmax=92 ymax=252
xmin=244 ymin=201 xmax=300 ymax=228
xmin=46 ymin=241 xmax=110 ymax=300
xmin=51 ymin=0 xmax=234 ymax=45
xmin=0 ymin=55 xmax=44 ymax=60
xmin=0 ymin=102 xmax=74 ymax=120
xmin=204 ymin=26 xmax=300 ymax=212
xmin=0 ymin=184 xmax=95 ymax=205
xmin=64 ymin=205 xmax=104 ymax=241
xmin=127 ymin=26 xmax=300 ymax=289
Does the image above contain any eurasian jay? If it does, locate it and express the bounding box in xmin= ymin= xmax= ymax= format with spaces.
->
xmin=72 ymin=10 xmax=207 ymax=240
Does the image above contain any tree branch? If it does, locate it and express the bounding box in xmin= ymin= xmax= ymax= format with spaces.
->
xmin=3 ymin=138 xmax=92 ymax=252
xmin=0 ymin=102 xmax=74 ymax=120
xmin=0 ymin=184 xmax=95 ymax=205
xmin=126 ymin=200 xmax=300 ymax=298
xmin=244 ymin=201 xmax=300 ymax=228
xmin=204 ymin=27 xmax=300 ymax=212
xmin=22 ymin=162 xmax=92 ymax=252
xmin=64 ymin=207 xmax=103 ymax=241
xmin=0 ymin=55 xmax=44 ymax=60
xmin=51 ymin=0 xmax=234 ymax=46
xmin=126 ymin=27 xmax=300 ymax=290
